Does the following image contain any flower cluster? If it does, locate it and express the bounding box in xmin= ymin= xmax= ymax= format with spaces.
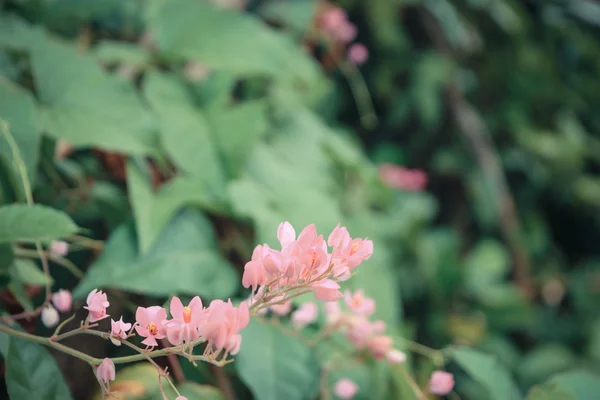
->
xmin=319 ymin=5 xmax=369 ymax=65
xmin=243 ymin=222 xmax=373 ymax=309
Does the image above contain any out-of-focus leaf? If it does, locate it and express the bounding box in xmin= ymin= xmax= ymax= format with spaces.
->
xmin=548 ymin=370 xmax=600 ymax=399
xmin=149 ymin=0 xmax=323 ymax=86
xmin=73 ymin=209 xmax=238 ymax=300
xmin=94 ymin=41 xmax=151 ymax=67
xmin=526 ymin=383 xmax=576 ymax=400
xmin=236 ymin=319 xmax=319 ymax=400
xmin=12 ymin=259 xmax=50 ymax=286
xmin=518 ymin=345 xmax=578 ymax=388
xmin=464 ymin=239 xmax=510 ymax=291
xmin=260 ymin=1 xmax=317 ymax=33
xmin=451 ymin=347 xmax=522 ymax=400
xmin=1 ymin=333 xmax=73 ymax=400
xmin=0 ymin=77 xmax=41 ymax=184
xmin=0 ymin=14 xmax=46 ymax=51
xmin=0 ymin=204 xmax=78 ymax=243
xmin=144 ymin=71 xmax=226 ymax=198
xmin=31 ymin=37 xmax=158 ymax=154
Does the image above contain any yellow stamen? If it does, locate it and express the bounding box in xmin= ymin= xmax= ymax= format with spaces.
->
xmin=183 ymin=306 xmax=192 ymax=324
xmin=148 ymin=322 xmax=158 ymax=335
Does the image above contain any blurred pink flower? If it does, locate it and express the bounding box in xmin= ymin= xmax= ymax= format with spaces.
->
xmin=166 ymin=296 xmax=204 ymax=346
xmin=84 ymin=289 xmax=110 ymax=323
xmin=348 ymin=43 xmax=369 ymax=65
xmin=111 ymin=317 xmax=131 ymax=340
xmin=344 ymin=289 xmax=375 ymax=316
xmin=320 ymin=8 xmax=347 ymax=33
xmin=135 ymin=306 xmax=167 ymax=347
xmin=334 ymin=378 xmax=358 ymax=399
xmin=96 ymin=358 xmax=115 ymax=383
xmin=324 ymin=301 xmax=342 ymax=325
xmin=52 ymin=289 xmax=72 ymax=313
xmin=49 ymin=240 xmax=68 ymax=257
xmin=378 ymin=163 xmax=428 ymax=191
xmin=429 ymin=371 xmax=455 ymax=395
xmin=175 ymin=396 xmax=188 ymax=400
xmin=366 ymin=335 xmax=394 ymax=359
xmin=270 ymin=300 xmax=292 ymax=316
xmin=386 ymin=349 xmax=407 ymax=364
xmin=337 ymin=21 xmax=357 ymax=43
xmin=291 ymin=302 xmax=318 ymax=329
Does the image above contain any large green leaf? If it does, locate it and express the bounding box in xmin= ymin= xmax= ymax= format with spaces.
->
xmin=0 ymin=78 xmax=41 ymax=184
xmin=73 ymin=209 xmax=238 ymax=300
xmin=149 ymin=0 xmax=322 ymax=85
xmin=526 ymin=384 xmax=577 ymax=400
xmin=235 ymin=319 xmax=319 ymax=400
xmin=30 ymin=37 xmax=158 ymax=154
xmin=451 ymin=347 xmax=522 ymax=400
xmin=1 ymin=333 xmax=73 ymax=400
xmin=548 ymin=370 xmax=600 ymax=400
xmin=0 ymin=204 xmax=78 ymax=243
xmin=143 ymin=72 xmax=226 ymax=198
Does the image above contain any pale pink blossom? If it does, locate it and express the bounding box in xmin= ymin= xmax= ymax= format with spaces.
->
xmin=348 ymin=43 xmax=369 ymax=65
xmin=49 ymin=240 xmax=68 ymax=257
xmin=324 ymin=301 xmax=342 ymax=325
xmin=135 ymin=306 xmax=167 ymax=347
xmin=344 ymin=290 xmax=375 ymax=316
xmin=378 ymin=163 xmax=428 ymax=191
xmin=41 ymin=305 xmax=59 ymax=328
xmin=429 ymin=371 xmax=455 ymax=395
xmin=312 ymin=280 xmax=343 ymax=302
xmin=96 ymin=358 xmax=115 ymax=383
xmin=291 ymin=302 xmax=318 ymax=329
xmin=175 ymin=396 xmax=188 ymax=400
xmin=371 ymin=320 xmax=387 ymax=334
xmin=366 ymin=335 xmax=393 ymax=359
xmin=337 ymin=21 xmax=357 ymax=43
xmin=242 ymin=245 xmax=269 ymax=292
xmin=110 ymin=317 xmax=131 ymax=340
xmin=166 ymin=296 xmax=204 ymax=346
xmin=52 ymin=289 xmax=72 ymax=313
xmin=386 ymin=349 xmax=407 ymax=364
xmin=277 ymin=221 xmax=296 ymax=248
xmin=198 ymin=300 xmax=250 ymax=355
xmin=334 ymin=378 xmax=358 ymax=399
xmin=269 ymin=300 xmax=292 ymax=316
xmin=320 ymin=8 xmax=347 ymax=33
xmin=345 ymin=316 xmax=374 ymax=348
xmin=84 ymin=289 xmax=110 ymax=322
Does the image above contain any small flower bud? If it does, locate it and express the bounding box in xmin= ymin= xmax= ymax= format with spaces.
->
xmin=52 ymin=289 xmax=72 ymax=313
xmin=96 ymin=358 xmax=115 ymax=384
xmin=41 ymin=305 xmax=59 ymax=328
xmin=429 ymin=371 xmax=454 ymax=395
xmin=175 ymin=396 xmax=188 ymax=400
xmin=386 ymin=349 xmax=407 ymax=364
xmin=334 ymin=378 xmax=358 ymax=399
xmin=49 ymin=241 xmax=69 ymax=257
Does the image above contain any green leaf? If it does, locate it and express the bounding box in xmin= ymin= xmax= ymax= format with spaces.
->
xmin=143 ymin=72 xmax=226 ymax=198
xmin=526 ymin=384 xmax=577 ymax=400
xmin=175 ymin=383 xmax=226 ymax=400
xmin=94 ymin=40 xmax=150 ymax=67
xmin=464 ymin=239 xmax=510 ymax=291
xmin=30 ymin=37 xmax=158 ymax=154
xmin=0 ymin=242 xmax=14 ymax=270
xmin=0 ymin=77 xmax=41 ymax=185
xmin=12 ymin=259 xmax=49 ymax=286
xmin=235 ymin=319 xmax=319 ymax=400
xmin=149 ymin=0 xmax=322 ymax=85
xmin=259 ymin=1 xmax=318 ymax=33
xmin=451 ymin=347 xmax=522 ymax=400
xmin=548 ymin=370 xmax=600 ymax=400
xmin=73 ymin=208 xmax=238 ymax=300
xmin=1 ymin=334 xmax=73 ymax=400
xmin=0 ymin=204 xmax=78 ymax=243
xmin=0 ymin=153 xmax=24 ymax=204
xmin=126 ymin=159 xmax=155 ymax=253
xmin=0 ymin=14 xmax=46 ymax=51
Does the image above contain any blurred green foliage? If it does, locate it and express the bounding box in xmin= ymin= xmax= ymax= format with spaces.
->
xmin=0 ymin=0 xmax=600 ymax=399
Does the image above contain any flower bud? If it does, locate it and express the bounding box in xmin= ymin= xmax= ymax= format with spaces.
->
xmin=52 ymin=289 xmax=72 ymax=313
xmin=386 ymin=349 xmax=407 ymax=364
xmin=334 ymin=378 xmax=358 ymax=399
xmin=49 ymin=241 xmax=68 ymax=257
xmin=41 ymin=305 xmax=59 ymax=328
xmin=96 ymin=358 xmax=116 ymax=383
xmin=429 ymin=371 xmax=454 ymax=395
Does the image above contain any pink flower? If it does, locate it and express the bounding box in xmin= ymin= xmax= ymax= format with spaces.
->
xmin=242 ymin=245 xmax=269 ymax=292
xmin=291 ymin=302 xmax=318 ymax=329
xmin=366 ymin=335 xmax=393 ymax=359
xmin=344 ymin=290 xmax=375 ymax=316
xmin=386 ymin=349 xmax=407 ymax=364
xmin=320 ymin=8 xmax=347 ymax=33
xmin=269 ymin=300 xmax=292 ymax=316
xmin=198 ymin=300 xmax=250 ymax=355
xmin=277 ymin=221 xmax=296 ymax=248
xmin=429 ymin=371 xmax=454 ymax=395
xmin=345 ymin=316 xmax=374 ymax=348
xmin=334 ymin=378 xmax=358 ymax=399
xmin=49 ymin=240 xmax=68 ymax=257
xmin=41 ymin=305 xmax=59 ymax=328
xmin=84 ymin=289 xmax=110 ymax=323
xmin=135 ymin=306 xmax=167 ymax=347
xmin=312 ymin=280 xmax=343 ymax=302
xmin=111 ymin=317 xmax=131 ymax=340
xmin=337 ymin=21 xmax=357 ymax=43
xmin=96 ymin=358 xmax=115 ymax=383
xmin=52 ymin=289 xmax=72 ymax=313
xmin=175 ymin=397 xmax=188 ymax=400
xmin=166 ymin=296 xmax=204 ymax=346
xmin=378 ymin=163 xmax=428 ymax=191
xmin=324 ymin=301 xmax=342 ymax=325
xmin=348 ymin=43 xmax=369 ymax=65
